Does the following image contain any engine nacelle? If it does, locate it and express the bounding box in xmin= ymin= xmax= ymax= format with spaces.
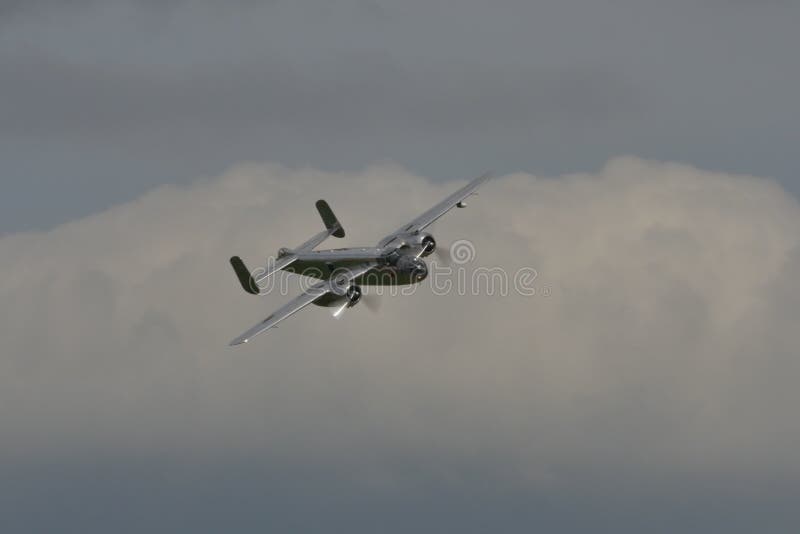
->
xmin=395 ymin=255 xmax=428 ymax=282
xmin=313 ymin=284 xmax=362 ymax=308
xmin=345 ymin=285 xmax=362 ymax=305
xmin=418 ymin=234 xmax=436 ymax=257
xmin=379 ymin=232 xmax=436 ymax=257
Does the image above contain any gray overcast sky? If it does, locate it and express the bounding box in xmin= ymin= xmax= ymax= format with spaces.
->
xmin=1 ymin=0 xmax=799 ymax=233
xmin=2 ymin=2 xmax=800 ymax=533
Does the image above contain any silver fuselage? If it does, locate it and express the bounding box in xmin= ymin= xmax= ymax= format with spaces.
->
xmin=283 ymin=234 xmax=431 ymax=286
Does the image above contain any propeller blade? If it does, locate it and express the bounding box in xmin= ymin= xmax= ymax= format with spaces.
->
xmin=331 ymin=301 xmax=349 ymax=318
xmin=434 ymin=245 xmax=451 ymax=267
xmin=425 ymin=223 xmax=451 ymax=266
xmin=363 ymin=293 xmax=381 ymax=313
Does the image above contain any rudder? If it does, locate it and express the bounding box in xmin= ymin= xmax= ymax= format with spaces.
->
xmin=315 ymin=200 xmax=345 ymax=238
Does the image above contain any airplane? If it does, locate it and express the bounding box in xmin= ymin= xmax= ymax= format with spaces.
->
xmin=228 ymin=172 xmax=492 ymax=345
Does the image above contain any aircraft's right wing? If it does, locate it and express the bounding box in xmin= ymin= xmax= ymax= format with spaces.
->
xmin=228 ymin=262 xmax=376 ymax=346
xmin=383 ymin=172 xmax=492 ymax=241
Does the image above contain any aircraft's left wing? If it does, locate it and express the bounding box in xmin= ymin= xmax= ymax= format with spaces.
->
xmin=229 ymin=262 xmax=377 ymax=346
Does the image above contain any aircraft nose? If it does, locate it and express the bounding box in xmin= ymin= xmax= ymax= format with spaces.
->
xmin=415 ymin=263 xmax=428 ymax=281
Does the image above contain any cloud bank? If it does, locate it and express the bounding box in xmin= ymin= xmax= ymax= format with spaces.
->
xmin=1 ymin=158 xmax=799 ymax=531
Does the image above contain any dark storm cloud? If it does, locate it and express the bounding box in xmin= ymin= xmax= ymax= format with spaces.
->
xmin=0 ymin=0 xmax=268 ymax=21
xmin=0 ymin=0 xmax=118 ymax=18
xmin=0 ymin=0 xmax=64 ymax=16
xmin=0 ymin=52 xmax=639 ymax=137
xmin=2 ymin=0 xmax=799 ymax=233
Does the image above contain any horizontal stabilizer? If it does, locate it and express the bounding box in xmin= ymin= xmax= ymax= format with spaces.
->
xmin=295 ymin=230 xmax=333 ymax=252
xmin=264 ymin=254 xmax=299 ymax=277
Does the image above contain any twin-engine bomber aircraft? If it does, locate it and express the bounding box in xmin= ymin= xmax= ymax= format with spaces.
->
xmin=228 ymin=172 xmax=492 ymax=346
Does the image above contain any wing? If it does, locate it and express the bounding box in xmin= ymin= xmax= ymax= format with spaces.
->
xmin=228 ymin=281 xmax=328 ymax=345
xmin=228 ymin=262 xmax=377 ymax=346
xmin=384 ymin=172 xmax=492 ymax=239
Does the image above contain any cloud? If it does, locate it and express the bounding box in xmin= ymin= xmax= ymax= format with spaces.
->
xmin=0 ymin=159 xmax=800 ymax=486
xmin=1 ymin=158 xmax=799 ymax=529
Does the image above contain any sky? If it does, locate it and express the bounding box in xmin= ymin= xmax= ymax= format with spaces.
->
xmin=1 ymin=0 xmax=799 ymax=233
xmin=1 ymin=1 xmax=800 ymax=533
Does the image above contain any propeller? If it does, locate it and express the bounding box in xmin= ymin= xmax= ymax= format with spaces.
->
xmin=433 ymin=245 xmax=451 ymax=267
xmin=331 ymin=301 xmax=349 ymax=318
xmin=331 ymin=284 xmax=382 ymax=317
xmin=425 ymin=223 xmax=451 ymax=267
xmin=362 ymin=292 xmax=382 ymax=313
xmin=330 ymin=292 xmax=382 ymax=317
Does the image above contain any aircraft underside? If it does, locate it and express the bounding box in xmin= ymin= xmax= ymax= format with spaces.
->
xmin=284 ymin=257 xmax=427 ymax=286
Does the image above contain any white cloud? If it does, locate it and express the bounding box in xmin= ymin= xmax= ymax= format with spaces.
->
xmin=1 ymin=157 xmax=799 ymax=493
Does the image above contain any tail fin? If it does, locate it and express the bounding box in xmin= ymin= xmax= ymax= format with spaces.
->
xmin=315 ymin=200 xmax=345 ymax=238
xmin=294 ymin=200 xmax=346 ymax=251
xmin=230 ymin=256 xmax=260 ymax=295
xmin=231 ymin=201 xmax=344 ymax=296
